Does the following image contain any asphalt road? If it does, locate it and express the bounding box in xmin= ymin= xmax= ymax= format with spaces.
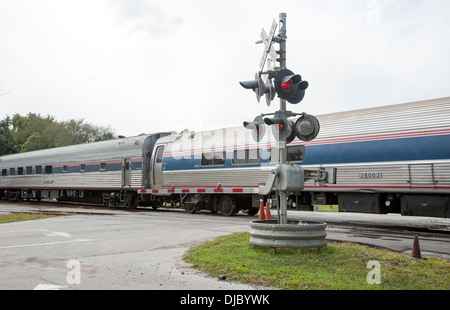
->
xmin=0 ymin=201 xmax=449 ymax=290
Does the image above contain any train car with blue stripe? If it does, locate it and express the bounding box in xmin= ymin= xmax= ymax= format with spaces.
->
xmin=0 ymin=133 xmax=169 ymax=208
xmin=144 ymin=97 xmax=450 ymax=217
xmin=1 ymin=97 xmax=449 ymax=217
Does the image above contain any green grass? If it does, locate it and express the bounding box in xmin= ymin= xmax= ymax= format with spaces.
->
xmin=0 ymin=212 xmax=65 ymax=224
xmin=184 ymin=232 xmax=449 ymax=290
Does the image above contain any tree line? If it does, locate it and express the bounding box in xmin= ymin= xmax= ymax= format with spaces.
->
xmin=0 ymin=113 xmax=116 ymax=156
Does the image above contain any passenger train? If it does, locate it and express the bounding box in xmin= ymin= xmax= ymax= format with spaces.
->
xmin=1 ymin=97 xmax=449 ymax=218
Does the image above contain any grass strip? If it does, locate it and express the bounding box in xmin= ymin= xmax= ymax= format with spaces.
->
xmin=0 ymin=212 xmax=65 ymax=224
xmin=184 ymin=232 xmax=449 ymax=290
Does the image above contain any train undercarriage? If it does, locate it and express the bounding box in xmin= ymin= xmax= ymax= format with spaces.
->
xmin=289 ymin=191 xmax=449 ymax=218
xmin=1 ymin=188 xmax=448 ymax=218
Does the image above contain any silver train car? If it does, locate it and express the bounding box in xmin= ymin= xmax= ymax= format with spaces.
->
xmin=1 ymin=97 xmax=449 ymax=217
xmin=0 ymin=133 xmax=169 ymax=208
xmin=142 ymin=97 xmax=450 ymax=217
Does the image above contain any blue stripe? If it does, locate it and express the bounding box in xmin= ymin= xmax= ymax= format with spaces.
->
xmin=302 ymin=134 xmax=450 ymax=165
xmin=3 ymin=161 xmax=142 ymax=176
xmin=162 ymin=134 xmax=450 ymax=171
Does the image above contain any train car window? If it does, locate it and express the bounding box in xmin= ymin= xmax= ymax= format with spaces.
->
xmin=201 ymin=151 xmax=226 ymax=166
xmin=248 ymin=148 xmax=261 ymax=164
xmin=155 ymin=147 xmax=164 ymax=163
xmin=269 ymin=145 xmax=305 ymax=163
xmin=26 ymin=166 xmax=33 ymax=175
xmin=100 ymin=163 xmax=106 ymax=170
xmin=233 ymin=149 xmax=247 ymax=165
xmin=9 ymin=168 xmax=15 ymax=176
xmin=63 ymin=165 xmax=68 ymax=172
xmin=45 ymin=165 xmax=52 ymax=174
xmin=18 ymin=167 xmax=24 ymax=175
xmin=287 ymin=145 xmax=305 ymax=162
xmin=80 ymin=164 xmax=86 ymax=172
xmin=2 ymin=169 xmax=7 ymax=176
xmin=35 ymin=166 xmax=42 ymax=174
xmin=232 ymin=149 xmax=262 ymax=165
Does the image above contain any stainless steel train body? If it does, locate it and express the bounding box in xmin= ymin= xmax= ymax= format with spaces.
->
xmin=145 ymin=97 xmax=450 ymax=217
xmin=1 ymin=97 xmax=449 ymax=217
xmin=303 ymin=97 xmax=450 ymax=217
xmin=0 ymin=133 xmax=168 ymax=207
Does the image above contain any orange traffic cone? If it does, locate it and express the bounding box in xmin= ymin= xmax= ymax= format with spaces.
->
xmin=411 ymin=235 xmax=421 ymax=259
xmin=258 ymin=200 xmax=266 ymax=220
xmin=265 ymin=202 xmax=272 ymax=220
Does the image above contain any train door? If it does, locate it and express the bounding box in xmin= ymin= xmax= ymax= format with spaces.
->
xmin=122 ymin=158 xmax=131 ymax=188
xmin=152 ymin=146 xmax=165 ymax=187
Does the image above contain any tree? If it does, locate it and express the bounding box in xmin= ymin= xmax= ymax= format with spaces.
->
xmin=7 ymin=113 xmax=116 ymax=153
xmin=11 ymin=113 xmax=57 ymax=152
xmin=0 ymin=116 xmax=17 ymax=156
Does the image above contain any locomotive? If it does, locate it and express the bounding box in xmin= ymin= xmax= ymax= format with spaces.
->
xmin=1 ymin=97 xmax=449 ymax=217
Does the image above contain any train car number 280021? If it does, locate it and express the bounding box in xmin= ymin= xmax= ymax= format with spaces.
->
xmin=359 ymin=172 xmax=383 ymax=179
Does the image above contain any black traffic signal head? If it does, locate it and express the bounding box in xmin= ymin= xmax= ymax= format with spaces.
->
xmin=243 ymin=116 xmax=266 ymax=142
xmin=239 ymin=73 xmax=265 ymax=102
xmin=274 ymin=69 xmax=309 ymax=104
xmin=264 ymin=111 xmax=295 ymax=142
xmin=294 ymin=114 xmax=320 ymax=141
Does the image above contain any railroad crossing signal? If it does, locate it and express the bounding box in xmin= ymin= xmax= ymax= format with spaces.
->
xmin=264 ymin=111 xmax=294 ymax=142
xmin=239 ymin=73 xmax=265 ymax=103
xmin=239 ymin=12 xmax=322 ymax=226
xmin=274 ymin=69 xmax=309 ymax=104
xmin=263 ymin=111 xmax=320 ymax=143
xmin=239 ymin=73 xmax=276 ymax=106
xmin=243 ymin=116 xmax=266 ymax=143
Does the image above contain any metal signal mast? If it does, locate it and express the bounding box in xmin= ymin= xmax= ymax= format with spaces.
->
xmin=240 ymin=13 xmax=325 ymax=224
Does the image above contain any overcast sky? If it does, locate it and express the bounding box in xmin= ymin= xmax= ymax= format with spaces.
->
xmin=1 ymin=0 xmax=449 ymax=137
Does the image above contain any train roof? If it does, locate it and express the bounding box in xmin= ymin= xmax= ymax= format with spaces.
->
xmin=156 ymin=96 xmax=450 ymax=148
xmin=0 ymin=133 xmax=167 ymax=168
xmin=316 ymin=96 xmax=450 ymax=139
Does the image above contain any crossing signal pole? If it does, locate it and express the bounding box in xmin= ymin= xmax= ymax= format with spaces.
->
xmin=276 ymin=13 xmax=289 ymax=224
xmin=240 ymin=13 xmax=321 ymax=224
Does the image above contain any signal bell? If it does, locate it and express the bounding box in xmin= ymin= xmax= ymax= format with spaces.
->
xmin=294 ymin=114 xmax=320 ymax=141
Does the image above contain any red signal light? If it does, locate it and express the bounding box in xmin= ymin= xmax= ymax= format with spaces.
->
xmin=276 ymin=123 xmax=284 ymax=134
xmin=280 ymin=80 xmax=292 ymax=92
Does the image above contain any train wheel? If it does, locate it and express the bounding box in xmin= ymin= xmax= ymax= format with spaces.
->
xmin=219 ymin=195 xmax=236 ymax=216
xmin=185 ymin=202 xmax=196 ymax=214
xmin=128 ymin=193 xmax=138 ymax=209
